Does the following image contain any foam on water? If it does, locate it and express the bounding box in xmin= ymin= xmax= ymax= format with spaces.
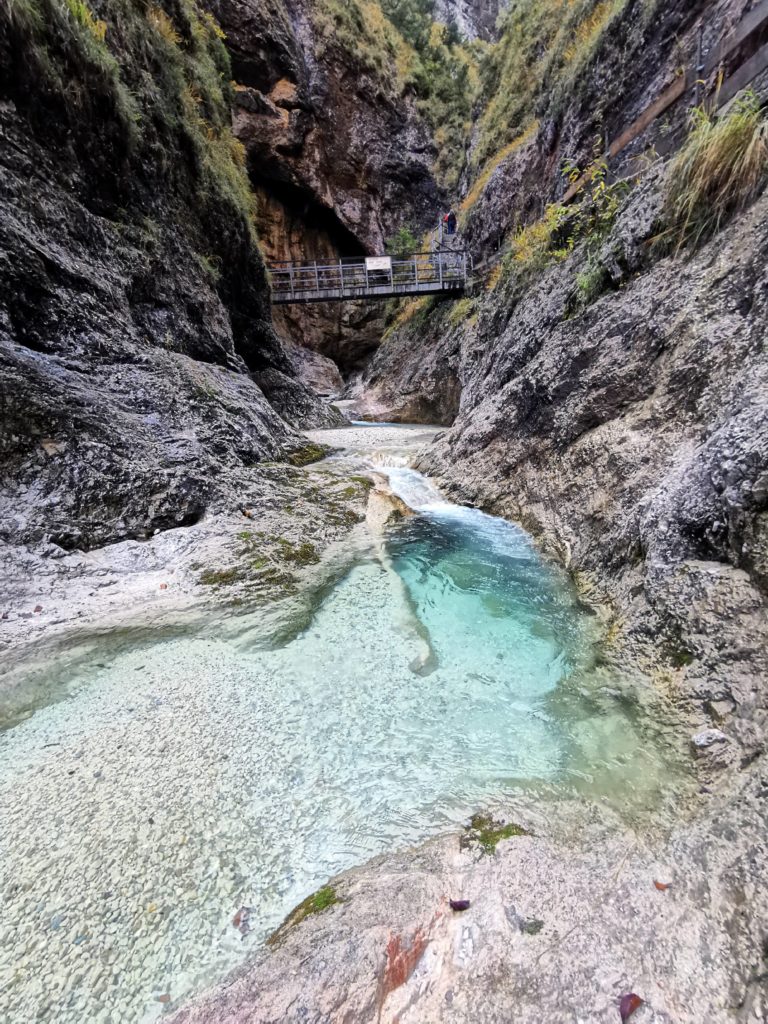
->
xmin=0 ymin=462 xmax=691 ymax=1024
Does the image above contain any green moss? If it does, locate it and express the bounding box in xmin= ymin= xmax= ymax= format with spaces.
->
xmin=463 ymin=813 xmax=533 ymax=854
xmin=448 ymin=297 xmax=476 ymax=326
xmin=574 ymin=261 xmax=611 ymax=307
xmin=284 ymin=443 xmax=329 ymax=467
xmin=267 ymin=884 xmax=343 ymax=947
xmin=275 ymin=539 xmax=320 ymax=566
xmin=521 ymin=918 xmax=544 ymax=935
xmin=349 ymin=475 xmax=374 ymax=490
xmin=667 ymin=645 xmax=694 ymax=668
xmin=7 ymin=0 xmax=257 ymax=249
xmin=198 ymin=567 xmax=242 ymax=587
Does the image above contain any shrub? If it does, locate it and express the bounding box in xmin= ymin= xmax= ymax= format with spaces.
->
xmin=663 ymin=90 xmax=768 ymax=250
xmin=385 ymin=225 xmax=420 ymax=258
xmin=575 ymin=260 xmax=610 ymax=305
xmin=506 ymin=202 xmax=572 ymax=275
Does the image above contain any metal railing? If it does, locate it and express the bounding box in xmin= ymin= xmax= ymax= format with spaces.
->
xmin=268 ymin=251 xmax=472 ymax=304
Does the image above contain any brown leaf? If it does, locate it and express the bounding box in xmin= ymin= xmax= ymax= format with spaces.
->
xmin=654 ymin=880 xmax=671 ymax=891
xmin=619 ymin=993 xmax=643 ymax=1021
xmin=157 ymin=993 xmax=171 ymax=1004
xmin=159 ymin=583 xmax=168 ymax=590
xmin=233 ymin=906 xmax=253 ymax=935
xmin=33 ymin=605 xmax=43 ymax=613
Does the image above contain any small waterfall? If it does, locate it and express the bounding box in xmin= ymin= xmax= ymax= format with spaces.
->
xmin=383 ymin=466 xmax=451 ymax=511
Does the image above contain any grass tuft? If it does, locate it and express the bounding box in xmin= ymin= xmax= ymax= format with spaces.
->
xmin=663 ymin=90 xmax=768 ymax=250
xmin=267 ymin=884 xmax=343 ymax=946
xmin=462 ymin=813 xmax=532 ymax=855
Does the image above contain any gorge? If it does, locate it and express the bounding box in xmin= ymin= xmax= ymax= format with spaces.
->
xmin=1 ymin=1 xmax=767 ymax=1023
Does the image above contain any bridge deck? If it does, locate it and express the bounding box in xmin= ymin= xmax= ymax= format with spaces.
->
xmin=268 ymin=251 xmax=471 ymax=305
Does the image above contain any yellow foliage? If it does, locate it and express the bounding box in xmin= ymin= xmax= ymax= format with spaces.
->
xmin=66 ymin=0 xmax=106 ymax=42
xmin=147 ymin=5 xmax=181 ymax=45
xmin=461 ymin=121 xmax=539 ymax=214
xmin=383 ymin=297 xmax=430 ymax=338
xmin=486 ymin=263 xmax=502 ymax=291
xmin=563 ymin=0 xmax=613 ymax=63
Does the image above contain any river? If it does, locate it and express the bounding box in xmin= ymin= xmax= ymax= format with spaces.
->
xmin=0 ymin=424 xmax=691 ymax=1023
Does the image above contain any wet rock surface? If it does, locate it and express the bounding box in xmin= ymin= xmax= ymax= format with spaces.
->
xmin=169 ymin=771 xmax=767 ymax=1024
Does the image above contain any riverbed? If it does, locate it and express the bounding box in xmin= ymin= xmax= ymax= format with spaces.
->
xmin=0 ymin=425 xmax=692 ymax=1023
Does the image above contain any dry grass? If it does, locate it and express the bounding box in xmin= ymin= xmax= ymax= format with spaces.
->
xmin=461 ymin=121 xmax=539 ymax=214
xmin=664 ymin=91 xmax=768 ymax=249
xmin=563 ymin=0 xmax=613 ymax=63
xmin=382 ymin=296 xmax=431 ymax=339
xmin=508 ymin=203 xmax=572 ymax=271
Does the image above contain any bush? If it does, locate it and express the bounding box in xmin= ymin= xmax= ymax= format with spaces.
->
xmin=663 ymin=90 xmax=768 ymax=250
xmin=385 ymin=225 xmax=420 ymax=257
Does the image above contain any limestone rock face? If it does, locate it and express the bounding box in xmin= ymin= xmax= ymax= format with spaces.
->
xmin=170 ymin=769 xmax=768 ymax=1023
xmin=434 ymin=0 xmax=508 ymax=40
xmin=211 ymin=0 xmax=443 ymax=375
xmin=0 ymin=0 xmax=339 ymax=551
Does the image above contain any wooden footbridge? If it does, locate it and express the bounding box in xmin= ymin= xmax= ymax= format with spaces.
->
xmin=268 ymin=250 xmax=472 ymax=305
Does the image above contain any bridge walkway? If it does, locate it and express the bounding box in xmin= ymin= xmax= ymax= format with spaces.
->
xmin=268 ymin=250 xmax=472 ymax=305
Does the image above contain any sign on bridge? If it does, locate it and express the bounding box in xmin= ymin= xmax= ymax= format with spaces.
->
xmin=365 ymin=256 xmax=392 ymax=272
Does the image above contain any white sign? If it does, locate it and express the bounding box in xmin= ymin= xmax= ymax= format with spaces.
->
xmin=365 ymin=256 xmax=392 ymax=272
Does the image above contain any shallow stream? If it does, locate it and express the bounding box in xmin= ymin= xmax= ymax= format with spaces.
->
xmin=0 ymin=426 xmax=691 ymax=1023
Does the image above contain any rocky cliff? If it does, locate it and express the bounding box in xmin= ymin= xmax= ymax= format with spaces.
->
xmin=209 ymin=0 xmax=443 ymax=383
xmin=435 ymin=0 xmax=507 ymax=40
xmin=0 ymin=0 xmax=347 ymax=551
xmin=355 ymin=0 xmax=768 ymax=731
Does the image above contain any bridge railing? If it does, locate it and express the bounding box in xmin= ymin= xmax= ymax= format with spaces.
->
xmin=268 ymin=251 xmax=472 ymax=304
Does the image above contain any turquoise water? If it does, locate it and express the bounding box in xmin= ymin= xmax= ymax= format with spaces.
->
xmin=0 ymin=465 xmax=690 ymax=1024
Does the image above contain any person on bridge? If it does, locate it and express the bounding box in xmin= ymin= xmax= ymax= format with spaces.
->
xmin=446 ymin=209 xmax=457 ymax=236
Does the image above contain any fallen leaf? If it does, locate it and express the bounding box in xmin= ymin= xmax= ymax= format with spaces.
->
xmin=233 ymin=906 xmax=253 ymax=935
xmin=34 ymin=605 xmax=43 ymax=613
xmin=654 ymin=880 xmax=671 ymax=891
xmin=449 ymin=899 xmax=470 ymax=912
xmin=159 ymin=583 xmax=168 ymax=591
xmin=157 ymin=993 xmax=171 ymax=1004
xmin=619 ymin=993 xmax=643 ymax=1021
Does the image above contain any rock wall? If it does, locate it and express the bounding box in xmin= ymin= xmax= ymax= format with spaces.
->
xmin=435 ymin=0 xmax=508 ymax=40
xmin=0 ymin=0 xmax=336 ymax=551
xmin=210 ymin=0 xmax=443 ymax=378
xmin=357 ymin=0 xmax=768 ymax=736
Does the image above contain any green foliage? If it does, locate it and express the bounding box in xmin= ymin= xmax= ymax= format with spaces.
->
xmin=313 ymin=0 xmax=418 ymax=92
xmin=284 ymin=443 xmax=329 ymax=466
xmin=267 ymin=885 xmax=343 ymax=947
xmin=385 ymin=225 xmax=420 ymax=258
xmin=464 ymin=814 xmax=532 ymax=855
xmin=199 ymin=567 xmax=243 ymax=587
xmin=65 ymin=0 xmax=106 ymax=41
xmin=502 ymin=152 xmax=629 ymax=292
xmin=663 ymin=91 xmax=768 ymax=250
xmin=379 ymin=0 xmax=433 ymax=49
xmin=411 ymin=22 xmax=485 ymax=188
xmin=314 ymin=1 xmax=482 ymax=188
xmin=468 ymin=0 xmax=653 ymax=194
xmin=447 ymin=296 xmax=475 ymax=325
xmin=503 ymin=202 xmax=572 ymax=279
xmin=575 ymin=261 xmax=610 ymax=306
xmin=563 ymin=152 xmax=631 ymax=245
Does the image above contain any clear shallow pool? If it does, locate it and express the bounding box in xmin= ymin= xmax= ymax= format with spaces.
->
xmin=0 ymin=462 xmax=691 ymax=1024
